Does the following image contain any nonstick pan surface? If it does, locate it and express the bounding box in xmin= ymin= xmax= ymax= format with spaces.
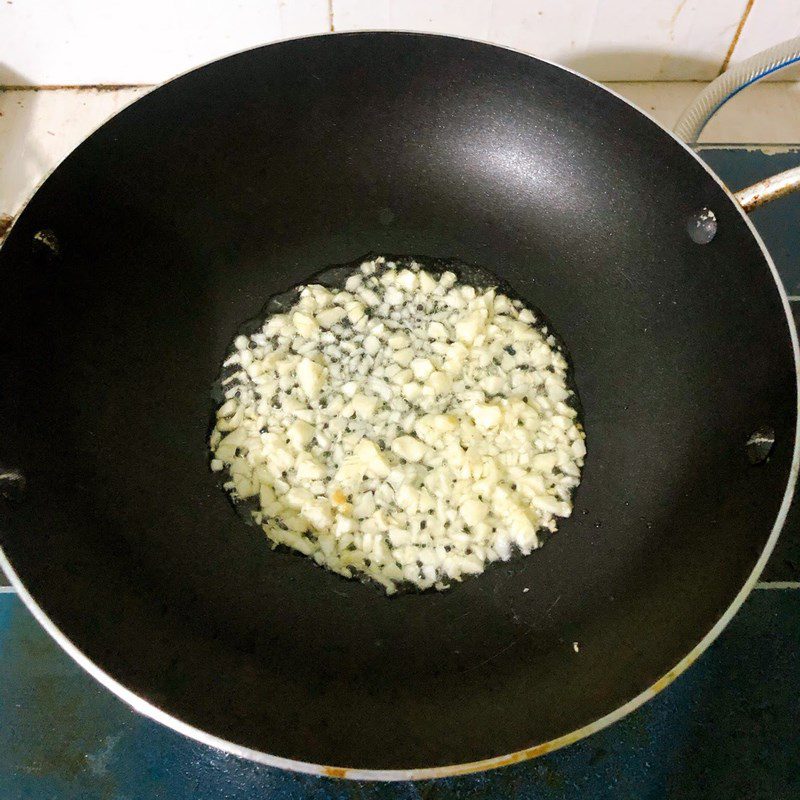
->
xmin=0 ymin=33 xmax=796 ymax=778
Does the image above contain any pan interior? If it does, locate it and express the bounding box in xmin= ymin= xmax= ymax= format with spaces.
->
xmin=0 ymin=33 xmax=795 ymax=771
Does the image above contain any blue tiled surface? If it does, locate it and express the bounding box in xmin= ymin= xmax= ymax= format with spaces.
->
xmin=1 ymin=589 xmax=798 ymax=800
xmin=1 ymin=147 xmax=800 ymax=798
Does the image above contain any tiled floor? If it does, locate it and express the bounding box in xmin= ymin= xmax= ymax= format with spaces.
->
xmin=0 ymin=140 xmax=798 ymax=797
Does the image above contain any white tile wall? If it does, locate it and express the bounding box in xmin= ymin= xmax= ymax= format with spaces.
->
xmin=612 ymin=80 xmax=800 ymax=142
xmin=0 ymin=0 xmax=777 ymax=86
xmin=332 ymin=0 xmax=492 ymax=39
xmin=333 ymin=0 xmax=750 ymax=80
xmin=0 ymin=88 xmax=148 ymax=228
xmin=0 ymin=0 xmax=330 ymax=86
xmin=729 ymin=0 xmax=800 ymax=80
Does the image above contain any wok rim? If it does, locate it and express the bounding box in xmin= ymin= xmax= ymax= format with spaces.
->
xmin=0 ymin=30 xmax=797 ymax=781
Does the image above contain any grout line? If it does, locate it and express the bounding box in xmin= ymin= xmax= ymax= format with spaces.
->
xmin=327 ymin=0 xmax=335 ymax=32
xmin=719 ymin=0 xmax=756 ymax=76
xmin=3 ymin=80 xmax=800 ymax=92
xmin=755 ymin=581 xmax=800 ymax=590
xmin=696 ymin=144 xmax=800 ymax=152
xmin=604 ymin=79 xmax=799 ymax=84
xmin=0 ymin=84 xmax=153 ymax=91
xmin=788 ymin=296 xmax=800 ymax=302
xmin=0 ymin=585 xmax=16 ymax=593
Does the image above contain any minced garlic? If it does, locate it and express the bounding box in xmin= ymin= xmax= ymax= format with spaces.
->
xmin=210 ymin=257 xmax=585 ymax=594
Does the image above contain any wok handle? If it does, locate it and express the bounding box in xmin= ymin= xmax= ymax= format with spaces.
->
xmin=733 ymin=166 xmax=800 ymax=213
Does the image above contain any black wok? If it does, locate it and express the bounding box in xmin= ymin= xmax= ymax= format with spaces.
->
xmin=0 ymin=33 xmax=797 ymax=779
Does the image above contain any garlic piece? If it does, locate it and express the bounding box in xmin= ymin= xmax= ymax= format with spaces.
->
xmin=351 ymin=394 xmax=379 ymax=419
xmin=293 ymin=312 xmax=318 ymax=339
xmin=391 ymin=436 xmax=427 ymax=462
xmin=297 ymin=357 xmax=326 ymax=400
xmin=469 ymin=404 xmax=502 ymax=429
xmin=316 ymin=306 xmax=347 ymax=329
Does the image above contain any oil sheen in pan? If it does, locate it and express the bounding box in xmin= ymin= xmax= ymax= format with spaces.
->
xmin=209 ymin=254 xmax=586 ymax=591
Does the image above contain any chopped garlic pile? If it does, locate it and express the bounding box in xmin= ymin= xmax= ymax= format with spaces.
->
xmin=210 ymin=258 xmax=585 ymax=594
